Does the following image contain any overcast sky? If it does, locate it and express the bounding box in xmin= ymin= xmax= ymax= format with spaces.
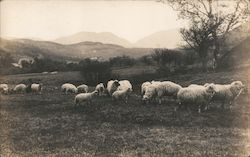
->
xmin=0 ymin=0 xmax=186 ymax=42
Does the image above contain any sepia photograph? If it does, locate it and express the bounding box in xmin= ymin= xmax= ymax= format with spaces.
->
xmin=0 ymin=0 xmax=250 ymax=156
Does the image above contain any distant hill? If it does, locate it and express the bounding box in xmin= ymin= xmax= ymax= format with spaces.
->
xmin=54 ymin=29 xmax=182 ymax=49
xmin=134 ymin=29 xmax=182 ymax=48
xmin=54 ymin=32 xmax=132 ymax=47
xmin=0 ymin=38 xmax=153 ymax=62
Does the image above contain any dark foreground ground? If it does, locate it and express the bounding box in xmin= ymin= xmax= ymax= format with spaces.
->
xmin=0 ymin=70 xmax=250 ymax=157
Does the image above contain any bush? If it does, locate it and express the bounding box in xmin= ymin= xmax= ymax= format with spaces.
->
xmin=79 ymin=58 xmax=112 ymax=85
xmin=109 ymin=55 xmax=135 ymax=67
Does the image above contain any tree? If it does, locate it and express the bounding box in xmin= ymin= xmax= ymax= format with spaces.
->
xmin=152 ymin=48 xmax=184 ymax=66
xmin=180 ymin=18 xmax=214 ymax=69
xmin=165 ymin=0 xmax=250 ymax=69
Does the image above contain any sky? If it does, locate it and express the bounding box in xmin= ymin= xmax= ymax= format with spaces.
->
xmin=0 ymin=0 xmax=186 ymax=42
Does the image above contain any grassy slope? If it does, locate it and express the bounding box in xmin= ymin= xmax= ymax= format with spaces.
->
xmin=0 ymin=70 xmax=250 ymax=157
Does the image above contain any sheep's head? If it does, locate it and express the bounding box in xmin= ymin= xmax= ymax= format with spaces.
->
xmin=2 ymin=87 xmax=8 ymax=94
xmin=231 ymin=81 xmax=244 ymax=90
xmin=204 ymin=83 xmax=210 ymax=87
xmin=205 ymin=83 xmax=217 ymax=98
xmin=142 ymin=95 xmax=150 ymax=101
xmin=113 ymin=80 xmax=120 ymax=87
xmin=142 ymin=87 xmax=156 ymax=101
xmin=231 ymin=81 xmax=245 ymax=94
xmin=92 ymin=90 xmax=98 ymax=95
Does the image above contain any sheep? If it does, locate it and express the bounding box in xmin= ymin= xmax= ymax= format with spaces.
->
xmin=141 ymin=81 xmax=151 ymax=96
xmin=117 ymin=80 xmax=132 ymax=92
xmin=107 ymin=80 xmax=120 ymax=96
xmin=112 ymin=88 xmax=130 ymax=103
xmin=142 ymin=83 xmax=158 ymax=103
xmin=74 ymin=90 xmax=98 ymax=107
xmin=176 ymin=83 xmax=217 ymax=113
xmin=95 ymin=83 xmax=105 ymax=96
xmin=77 ymin=84 xmax=88 ymax=93
xmin=156 ymin=81 xmax=182 ymax=104
xmin=61 ymin=83 xmax=78 ymax=94
xmin=206 ymin=81 xmax=245 ymax=109
xmin=13 ymin=84 xmax=27 ymax=93
xmin=0 ymin=84 xmax=9 ymax=94
xmin=31 ymin=83 xmax=43 ymax=93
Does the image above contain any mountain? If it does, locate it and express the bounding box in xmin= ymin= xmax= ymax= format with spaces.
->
xmin=134 ymin=29 xmax=182 ymax=48
xmin=0 ymin=38 xmax=152 ymax=62
xmin=54 ymin=29 xmax=182 ymax=49
xmin=54 ymin=32 xmax=132 ymax=47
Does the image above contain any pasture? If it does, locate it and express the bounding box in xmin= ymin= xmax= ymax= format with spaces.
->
xmin=0 ymin=70 xmax=250 ymax=157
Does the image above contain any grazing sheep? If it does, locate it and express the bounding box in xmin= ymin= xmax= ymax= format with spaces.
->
xmin=156 ymin=81 xmax=182 ymax=104
xmin=74 ymin=90 xmax=98 ymax=106
xmin=107 ymin=80 xmax=120 ymax=96
xmin=141 ymin=81 xmax=151 ymax=96
xmin=112 ymin=88 xmax=130 ymax=103
xmin=13 ymin=84 xmax=27 ymax=93
xmin=117 ymin=80 xmax=133 ymax=92
xmin=0 ymin=84 xmax=9 ymax=94
xmin=61 ymin=83 xmax=78 ymax=94
xmin=95 ymin=83 xmax=105 ymax=95
xmin=77 ymin=84 xmax=88 ymax=93
xmin=142 ymin=83 xmax=158 ymax=103
xmin=177 ymin=84 xmax=217 ymax=113
xmin=207 ymin=81 xmax=245 ymax=109
xmin=31 ymin=83 xmax=43 ymax=93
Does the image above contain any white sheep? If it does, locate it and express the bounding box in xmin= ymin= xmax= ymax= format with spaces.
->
xmin=31 ymin=83 xmax=43 ymax=93
xmin=207 ymin=81 xmax=245 ymax=109
xmin=142 ymin=83 xmax=158 ymax=103
xmin=74 ymin=90 xmax=98 ymax=106
xmin=117 ymin=80 xmax=132 ymax=92
xmin=61 ymin=83 xmax=78 ymax=94
xmin=13 ymin=84 xmax=27 ymax=93
xmin=112 ymin=88 xmax=130 ymax=103
xmin=0 ymin=84 xmax=9 ymax=94
xmin=141 ymin=81 xmax=151 ymax=96
xmin=156 ymin=81 xmax=182 ymax=104
xmin=176 ymin=83 xmax=217 ymax=113
xmin=95 ymin=83 xmax=105 ymax=96
xmin=77 ymin=84 xmax=88 ymax=93
xmin=107 ymin=80 xmax=120 ymax=96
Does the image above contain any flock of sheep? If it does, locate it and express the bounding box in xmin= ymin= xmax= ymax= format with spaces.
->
xmin=141 ymin=80 xmax=245 ymax=112
xmin=0 ymin=79 xmax=246 ymax=113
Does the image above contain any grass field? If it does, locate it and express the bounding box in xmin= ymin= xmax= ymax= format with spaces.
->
xmin=0 ymin=70 xmax=250 ymax=157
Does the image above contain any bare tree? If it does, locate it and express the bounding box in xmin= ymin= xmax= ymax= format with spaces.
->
xmin=164 ymin=0 xmax=250 ymax=69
